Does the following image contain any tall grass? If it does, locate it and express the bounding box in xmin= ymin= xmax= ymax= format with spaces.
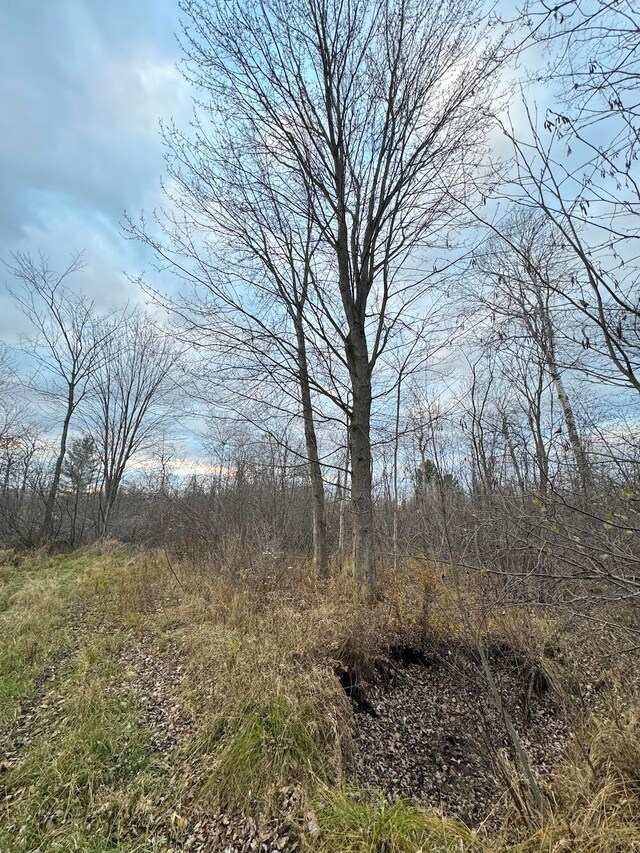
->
xmin=196 ymin=695 xmax=338 ymax=808
xmin=178 ymin=618 xmax=353 ymax=811
xmin=516 ymin=708 xmax=640 ymax=853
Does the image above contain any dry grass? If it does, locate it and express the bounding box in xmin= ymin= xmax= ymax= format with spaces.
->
xmin=516 ymin=707 xmax=640 ymax=852
xmin=177 ymin=603 xmax=354 ymax=811
xmin=85 ymin=554 xmax=467 ymax=817
xmin=1 ymin=545 xmax=638 ymax=851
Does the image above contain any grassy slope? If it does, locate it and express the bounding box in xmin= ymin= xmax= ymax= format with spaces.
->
xmin=0 ymin=547 xmax=638 ymax=852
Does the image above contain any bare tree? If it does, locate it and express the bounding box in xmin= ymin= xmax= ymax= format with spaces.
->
xmin=7 ymin=253 xmax=110 ymax=541
xmin=468 ymin=212 xmax=592 ymax=494
xmin=136 ymin=0 xmax=513 ymax=588
xmin=128 ymin=165 xmax=335 ymax=577
xmin=89 ymin=314 xmax=179 ymax=537
xmin=0 ymin=345 xmax=20 ymax=455
xmin=494 ymin=1 xmax=640 ymax=394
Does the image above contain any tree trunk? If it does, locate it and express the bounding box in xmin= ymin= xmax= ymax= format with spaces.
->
xmin=548 ymin=361 xmax=591 ymax=495
xmin=40 ymin=382 xmax=74 ymax=542
xmin=531 ymin=276 xmax=591 ymax=495
xmin=70 ymin=485 xmax=80 ymax=548
xmin=100 ymin=477 xmax=120 ymax=538
xmin=295 ymin=315 xmax=329 ymax=579
xmin=336 ymin=196 xmax=376 ymax=588
xmin=501 ymin=414 xmax=525 ymax=494
xmin=392 ymin=374 xmax=402 ymax=572
xmin=348 ymin=351 xmax=375 ymax=589
xmin=337 ymin=442 xmax=349 ymax=571
xmin=527 ymin=407 xmax=549 ymax=499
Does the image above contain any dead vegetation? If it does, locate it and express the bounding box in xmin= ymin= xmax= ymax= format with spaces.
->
xmin=0 ymin=547 xmax=638 ymax=852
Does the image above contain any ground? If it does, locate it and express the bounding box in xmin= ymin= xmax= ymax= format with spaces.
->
xmin=0 ymin=547 xmax=638 ymax=852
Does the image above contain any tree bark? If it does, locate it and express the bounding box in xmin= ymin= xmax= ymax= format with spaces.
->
xmin=548 ymin=360 xmax=590 ymax=495
xmin=538 ymin=306 xmax=591 ymax=495
xmin=348 ymin=345 xmax=375 ymax=588
xmin=294 ymin=314 xmax=329 ymax=579
xmin=337 ymin=442 xmax=349 ymax=571
xmin=40 ymin=382 xmax=74 ymax=542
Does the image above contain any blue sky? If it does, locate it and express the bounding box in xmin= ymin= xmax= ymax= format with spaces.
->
xmin=0 ymin=1 xmax=635 ymax=469
xmin=0 ymin=0 xmax=190 ymax=343
xmin=0 ymin=0 xmax=542 ymax=350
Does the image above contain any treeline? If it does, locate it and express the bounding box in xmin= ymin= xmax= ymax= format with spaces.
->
xmin=1 ymin=0 xmax=638 ymax=624
xmin=0 ymin=253 xmax=179 ymax=546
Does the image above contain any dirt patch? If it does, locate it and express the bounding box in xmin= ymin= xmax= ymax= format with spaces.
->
xmin=118 ymin=636 xmax=195 ymax=753
xmin=349 ymin=641 xmax=572 ymax=827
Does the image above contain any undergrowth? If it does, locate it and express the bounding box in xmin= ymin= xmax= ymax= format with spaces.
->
xmin=0 ymin=546 xmax=638 ymax=851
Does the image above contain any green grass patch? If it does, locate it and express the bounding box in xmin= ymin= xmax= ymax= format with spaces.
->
xmin=308 ymin=789 xmax=486 ymax=852
xmin=0 ymin=636 xmax=172 ymax=852
xmin=0 ymin=553 xmax=84 ymax=727
xmin=195 ymin=695 xmax=340 ymax=810
xmin=0 ymin=548 xmax=141 ymax=728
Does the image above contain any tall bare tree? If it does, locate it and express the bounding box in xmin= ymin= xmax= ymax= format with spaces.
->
xmin=8 ymin=253 xmax=109 ymax=541
xmin=469 ymin=213 xmax=592 ymax=494
xmin=128 ymin=166 xmax=335 ymax=577
xmin=89 ymin=314 xmax=179 ymax=537
xmin=137 ymin=0 xmax=513 ymax=588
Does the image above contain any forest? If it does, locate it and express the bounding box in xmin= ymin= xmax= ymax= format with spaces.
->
xmin=0 ymin=0 xmax=638 ymax=851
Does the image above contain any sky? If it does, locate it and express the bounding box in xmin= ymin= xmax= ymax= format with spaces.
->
xmin=0 ymin=0 xmax=635 ymax=477
xmin=0 ymin=0 xmax=542 ymax=351
xmin=0 ymin=0 xmax=190 ymax=344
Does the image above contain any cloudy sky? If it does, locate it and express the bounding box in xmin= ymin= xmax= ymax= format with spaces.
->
xmin=0 ymin=0 xmax=190 ymax=343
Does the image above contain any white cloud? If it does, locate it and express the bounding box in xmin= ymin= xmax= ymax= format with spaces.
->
xmin=0 ymin=0 xmax=190 ymax=337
